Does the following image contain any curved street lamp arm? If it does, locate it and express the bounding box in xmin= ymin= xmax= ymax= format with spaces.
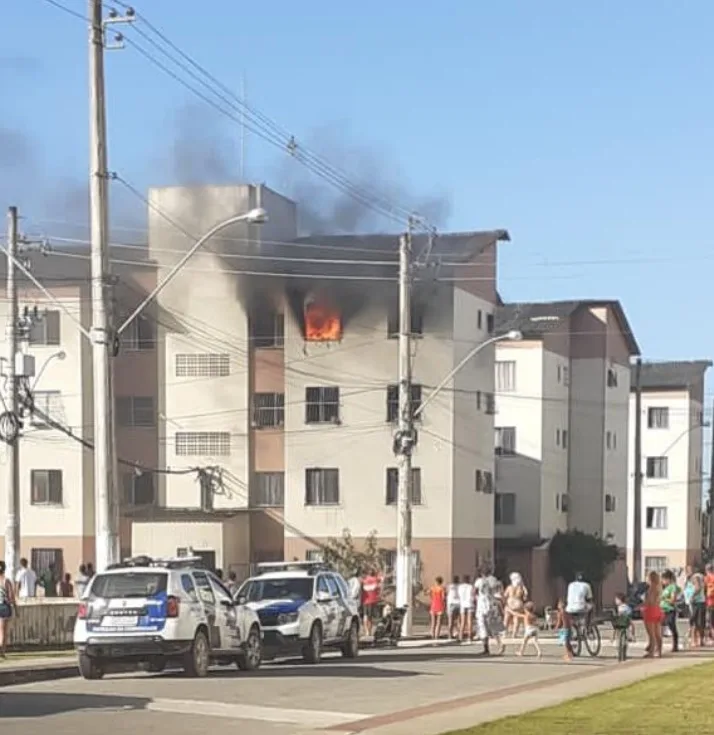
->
xmin=116 ymin=210 xmax=265 ymax=336
xmin=413 ymin=331 xmax=518 ymax=420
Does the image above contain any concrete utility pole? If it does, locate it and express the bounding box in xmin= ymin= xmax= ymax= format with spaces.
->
xmin=707 ymin=400 xmax=714 ymax=561
xmin=632 ymin=357 xmax=643 ymax=583
xmin=4 ymin=206 xmax=20 ymax=580
xmin=89 ymin=0 xmax=119 ymax=571
xmin=395 ymin=229 xmax=415 ymax=634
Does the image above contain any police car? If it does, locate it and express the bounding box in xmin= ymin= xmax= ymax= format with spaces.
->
xmin=73 ymin=556 xmax=262 ymax=680
xmin=236 ymin=561 xmax=360 ymax=664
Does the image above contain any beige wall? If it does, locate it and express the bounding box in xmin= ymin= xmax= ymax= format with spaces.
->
xmin=283 ymin=286 xmax=457 ymax=543
xmin=452 ymin=286 xmax=496 ymax=545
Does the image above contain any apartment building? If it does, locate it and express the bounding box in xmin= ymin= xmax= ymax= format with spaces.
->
xmin=627 ymin=360 xmax=710 ymax=578
xmin=131 ymin=183 xmax=510 ymax=585
xmin=492 ymin=300 xmax=639 ymax=603
xmin=0 ymin=251 xmax=158 ymax=578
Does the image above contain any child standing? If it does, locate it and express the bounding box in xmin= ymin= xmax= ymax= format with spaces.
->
xmin=429 ymin=576 xmax=446 ymax=640
xmin=515 ymin=602 xmax=542 ymax=658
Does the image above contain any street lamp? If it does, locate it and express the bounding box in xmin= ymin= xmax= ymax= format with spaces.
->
xmin=117 ymin=207 xmax=268 ymax=337
xmin=413 ymin=330 xmax=522 ymax=420
xmin=31 ymin=350 xmax=67 ymax=390
xmin=396 ymin=328 xmax=522 ymax=635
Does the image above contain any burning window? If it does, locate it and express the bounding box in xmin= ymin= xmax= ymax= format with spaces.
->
xmin=304 ymin=296 xmax=342 ymax=342
xmin=305 ymin=387 xmax=340 ymax=424
xmin=386 ymin=384 xmax=423 ymax=422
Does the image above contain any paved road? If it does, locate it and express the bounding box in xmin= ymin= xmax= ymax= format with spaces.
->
xmin=0 ymin=641 xmax=626 ymax=735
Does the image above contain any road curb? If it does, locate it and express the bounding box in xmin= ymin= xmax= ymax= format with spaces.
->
xmin=0 ymin=662 xmax=77 ymax=687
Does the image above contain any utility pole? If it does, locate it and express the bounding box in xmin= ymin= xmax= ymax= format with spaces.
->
xmin=395 ymin=228 xmax=415 ymax=634
xmin=707 ymin=407 xmax=714 ymax=562
xmin=89 ymin=0 xmax=119 ymax=571
xmin=3 ymin=206 xmax=20 ymax=580
xmin=632 ymin=357 xmax=643 ymax=583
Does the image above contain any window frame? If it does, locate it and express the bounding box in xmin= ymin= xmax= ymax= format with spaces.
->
xmin=252 ymin=471 xmax=285 ymax=507
xmin=495 ymin=492 xmax=516 ymax=525
xmin=495 ymin=426 xmax=516 ymax=456
xmin=495 ymin=360 xmax=516 ymax=393
xmin=28 ymin=310 xmax=61 ymax=346
xmin=647 ymin=407 xmax=669 ymax=430
xmin=252 ymin=392 xmax=285 ymax=428
xmin=646 ymin=456 xmax=668 ymax=479
xmin=305 ymin=386 xmax=340 ymax=424
xmin=30 ymin=469 xmax=63 ymax=506
xmin=116 ymin=396 xmax=155 ymax=427
xmin=305 ymin=467 xmax=340 ymax=506
xmin=385 ymin=467 xmax=422 ymax=505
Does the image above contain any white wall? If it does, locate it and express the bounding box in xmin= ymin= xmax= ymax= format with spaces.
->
xmin=0 ymin=294 xmax=90 ymax=539
xmin=283 ymin=286 xmax=457 ymax=542
xmin=494 ymin=341 xmax=544 ymax=538
xmin=148 ymin=185 xmax=268 ymax=510
xmin=627 ymin=389 xmax=698 ymax=568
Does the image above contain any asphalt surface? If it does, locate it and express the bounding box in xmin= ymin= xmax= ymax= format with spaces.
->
xmin=0 ymin=640 xmax=626 ymax=734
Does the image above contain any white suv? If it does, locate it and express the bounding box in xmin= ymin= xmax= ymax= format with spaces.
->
xmin=74 ymin=556 xmax=262 ymax=680
xmin=236 ymin=562 xmax=360 ymax=664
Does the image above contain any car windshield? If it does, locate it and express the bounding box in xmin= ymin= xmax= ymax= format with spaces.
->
xmin=242 ymin=577 xmax=313 ymax=602
xmin=90 ymin=572 xmax=168 ymax=599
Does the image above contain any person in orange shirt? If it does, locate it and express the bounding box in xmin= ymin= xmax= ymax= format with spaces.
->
xmin=429 ymin=576 xmax=446 ymax=640
xmin=705 ymin=563 xmax=714 ymax=643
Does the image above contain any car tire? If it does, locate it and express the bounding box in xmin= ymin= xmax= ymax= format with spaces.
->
xmin=145 ymin=657 xmax=167 ymax=673
xmin=183 ymin=629 xmax=210 ymax=678
xmin=302 ymin=623 xmax=322 ymax=664
xmin=341 ymin=620 xmax=359 ymax=659
xmin=236 ymin=626 xmax=262 ymax=671
xmin=78 ymin=653 xmax=105 ymax=680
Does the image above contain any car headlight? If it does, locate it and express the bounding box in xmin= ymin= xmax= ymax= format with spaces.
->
xmin=277 ymin=613 xmax=299 ymax=625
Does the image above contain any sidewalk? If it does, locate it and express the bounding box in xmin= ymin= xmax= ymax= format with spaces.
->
xmin=303 ymin=650 xmax=714 ymax=735
xmin=0 ymin=654 xmax=77 ymax=687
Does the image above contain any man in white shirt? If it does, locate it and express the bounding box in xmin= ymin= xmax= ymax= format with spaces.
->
xmin=564 ymin=572 xmax=593 ymax=660
xmin=15 ymin=558 xmax=37 ymax=599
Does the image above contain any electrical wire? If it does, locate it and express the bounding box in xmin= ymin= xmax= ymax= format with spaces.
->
xmin=21 ymin=383 xmax=195 ymax=476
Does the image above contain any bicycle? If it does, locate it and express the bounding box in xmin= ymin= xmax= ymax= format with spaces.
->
xmin=568 ymin=613 xmax=602 ymax=657
xmin=611 ymin=614 xmax=631 ymax=662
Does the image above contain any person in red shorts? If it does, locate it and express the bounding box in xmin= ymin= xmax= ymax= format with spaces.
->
xmin=429 ymin=576 xmax=446 ymax=640
xmin=642 ymin=570 xmax=664 ymax=657
xmin=705 ymin=563 xmax=714 ymax=643
xmin=361 ymin=568 xmax=382 ymax=637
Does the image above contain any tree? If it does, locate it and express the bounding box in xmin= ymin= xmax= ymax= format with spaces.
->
xmin=321 ymin=529 xmax=384 ymax=579
xmin=321 ymin=529 xmax=424 ymax=598
xmin=549 ymin=530 xmax=619 ymax=591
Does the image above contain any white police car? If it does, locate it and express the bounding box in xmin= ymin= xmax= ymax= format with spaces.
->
xmin=74 ymin=556 xmax=262 ymax=680
xmin=236 ymin=562 xmax=360 ymax=664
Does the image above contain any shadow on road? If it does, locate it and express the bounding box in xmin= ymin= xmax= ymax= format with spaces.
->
xmin=0 ymin=693 xmax=150 ymax=718
xmin=333 ymin=651 xmax=609 ymax=667
xmin=158 ymin=663 xmax=425 ymax=680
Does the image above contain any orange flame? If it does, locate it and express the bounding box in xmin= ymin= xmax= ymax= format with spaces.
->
xmin=304 ymin=298 xmax=342 ymax=341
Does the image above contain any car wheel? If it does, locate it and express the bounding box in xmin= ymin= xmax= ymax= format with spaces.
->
xmin=183 ymin=629 xmax=210 ymax=677
xmin=302 ymin=623 xmax=322 ymax=664
xmin=236 ymin=626 xmax=262 ymax=671
xmin=341 ymin=620 xmax=359 ymax=659
xmin=145 ymin=657 xmax=167 ymax=673
xmin=78 ymin=653 xmax=105 ymax=680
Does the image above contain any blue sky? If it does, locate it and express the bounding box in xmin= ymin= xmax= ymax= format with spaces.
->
xmin=2 ymin=1 xmax=714 ymax=372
